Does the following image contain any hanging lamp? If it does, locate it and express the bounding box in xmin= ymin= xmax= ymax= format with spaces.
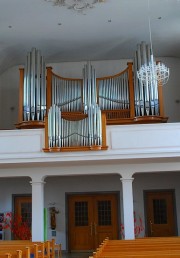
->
xmin=137 ymin=0 xmax=169 ymax=85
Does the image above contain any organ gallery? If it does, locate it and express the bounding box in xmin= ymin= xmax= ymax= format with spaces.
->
xmin=16 ymin=43 xmax=168 ymax=152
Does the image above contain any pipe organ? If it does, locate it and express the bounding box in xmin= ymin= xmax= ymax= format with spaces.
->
xmin=23 ymin=47 xmax=46 ymax=123
xmin=17 ymin=45 xmax=167 ymax=135
xmin=134 ymin=41 xmax=165 ymax=121
xmin=44 ymin=104 xmax=107 ymax=152
xmin=51 ymin=74 xmax=83 ymax=112
xmin=96 ymin=63 xmax=135 ymax=123
xmin=83 ymin=61 xmax=97 ymax=111
xmin=98 ymin=72 xmax=129 ymax=111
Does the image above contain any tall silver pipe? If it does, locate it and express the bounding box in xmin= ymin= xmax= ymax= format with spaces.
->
xmin=48 ymin=107 xmax=52 ymax=147
xmin=61 ymin=118 xmax=64 ymax=147
xmin=41 ymin=56 xmax=46 ymax=120
xmin=135 ymin=41 xmax=162 ymax=116
xmin=23 ymin=54 xmax=28 ymax=121
xmin=36 ymin=50 xmax=41 ymax=121
xmin=134 ymin=53 xmax=140 ymax=116
xmin=136 ymin=44 xmax=144 ymax=115
xmin=30 ymin=48 xmax=36 ymax=120
xmin=23 ymin=47 xmax=46 ymax=122
xmin=26 ymin=52 xmax=31 ymax=121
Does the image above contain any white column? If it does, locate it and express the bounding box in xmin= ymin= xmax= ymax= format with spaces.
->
xmin=30 ymin=180 xmax=45 ymax=241
xmin=120 ymin=177 xmax=134 ymax=240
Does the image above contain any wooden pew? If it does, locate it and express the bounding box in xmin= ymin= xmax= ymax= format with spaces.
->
xmin=0 ymin=254 xmax=12 ymax=258
xmin=0 ymin=244 xmax=47 ymax=258
xmin=0 ymin=239 xmax=62 ymax=258
xmin=0 ymin=250 xmax=22 ymax=258
xmin=0 ymin=245 xmax=34 ymax=258
xmin=0 ymin=240 xmax=56 ymax=258
xmin=89 ymin=237 xmax=180 ymax=258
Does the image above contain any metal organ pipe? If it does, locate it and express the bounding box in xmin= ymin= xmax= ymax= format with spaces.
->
xmin=31 ymin=48 xmax=36 ymax=121
xmin=98 ymin=70 xmax=129 ymax=112
xmin=23 ymin=48 xmax=46 ymax=122
xmin=83 ymin=61 xmax=97 ymax=112
xmin=134 ymin=41 xmax=159 ymax=117
xmin=51 ymin=75 xmax=82 ymax=112
xmin=41 ymin=56 xmax=46 ymax=120
xmin=48 ymin=105 xmax=61 ymax=148
xmin=47 ymin=103 xmax=102 ymax=148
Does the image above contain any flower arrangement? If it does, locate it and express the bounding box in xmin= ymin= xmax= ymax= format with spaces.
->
xmin=120 ymin=211 xmax=144 ymax=239
xmin=3 ymin=212 xmax=31 ymax=240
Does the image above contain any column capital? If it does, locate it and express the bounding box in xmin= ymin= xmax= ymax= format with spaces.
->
xmin=30 ymin=180 xmax=46 ymax=185
xmin=120 ymin=177 xmax=134 ymax=183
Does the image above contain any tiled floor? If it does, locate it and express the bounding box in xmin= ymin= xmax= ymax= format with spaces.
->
xmin=62 ymin=252 xmax=91 ymax=258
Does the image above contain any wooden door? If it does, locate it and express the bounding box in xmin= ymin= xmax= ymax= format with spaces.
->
xmin=93 ymin=194 xmax=118 ymax=247
xmin=14 ymin=195 xmax=32 ymax=239
xmin=145 ymin=191 xmax=176 ymax=237
xmin=68 ymin=193 xmax=118 ymax=251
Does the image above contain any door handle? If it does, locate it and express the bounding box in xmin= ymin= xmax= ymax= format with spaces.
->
xmin=150 ymin=220 xmax=153 ymax=235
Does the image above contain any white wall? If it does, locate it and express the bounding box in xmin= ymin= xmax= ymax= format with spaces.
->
xmin=0 ymin=58 xmax=180 ymax=129
xmin=160 ymin=57 xmax=180 ymax=122
xmin=0 ymin=66 xmax=20 ymax=129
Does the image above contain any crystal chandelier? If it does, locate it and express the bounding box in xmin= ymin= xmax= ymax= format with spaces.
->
xmin=44 ymin=0 xmax=105 ymax=11
xmin=137 ymin=0 xmax=169 ymax=86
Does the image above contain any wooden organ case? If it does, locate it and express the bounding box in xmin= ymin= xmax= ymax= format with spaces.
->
xmin=16 ymin=45 xmax=168 ymax=152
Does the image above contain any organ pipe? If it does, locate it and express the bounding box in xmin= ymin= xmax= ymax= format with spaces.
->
xmin=97 ymin=69 xmax=130 ymax=111
xmin=47 ymin=104 xmax=102 ymax=148
xmin=51 ymin=74 xmax=82 ymax=112
xmin=134 ymin=41 xmax=159 ymax=116
xmin=23 ymin=47 xmax=46 ymax=122
xmin=83 ymin=61 xmax=97 ymax=112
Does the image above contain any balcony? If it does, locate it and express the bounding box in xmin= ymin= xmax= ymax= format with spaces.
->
xmin=1 ymin=123 xmax=180 ymax=166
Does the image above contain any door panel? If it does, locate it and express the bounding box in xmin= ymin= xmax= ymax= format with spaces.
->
xmin=68 ymin=193 xmax=118 ymax=251
xmin=68 ymin=196 xmax=94 ymax=251
xmin=14 ymin=196 xmax=32 ymax=239
xmin=145 ymin=191 xmax=176 ymax=237
xmin=94 ymin=195 xmax=118 ymax=247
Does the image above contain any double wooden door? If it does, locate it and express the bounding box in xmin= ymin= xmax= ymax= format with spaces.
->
xmin=68 ymin=193 xmax=118 ymax=251
xmin=145 ymin=191 xmax=176 ymax=237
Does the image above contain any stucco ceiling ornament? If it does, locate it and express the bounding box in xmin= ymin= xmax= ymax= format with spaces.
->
xmin=44 ymin=0 xmax=105 ymax=11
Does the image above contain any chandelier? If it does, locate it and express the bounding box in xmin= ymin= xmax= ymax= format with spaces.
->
xmin=44 ymin=0 xmax=105 ymax=11
xmin=137 ymin=55 xmax=169 ymax=85
xmin=137 ymin=0 xmax=169 ymax=86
